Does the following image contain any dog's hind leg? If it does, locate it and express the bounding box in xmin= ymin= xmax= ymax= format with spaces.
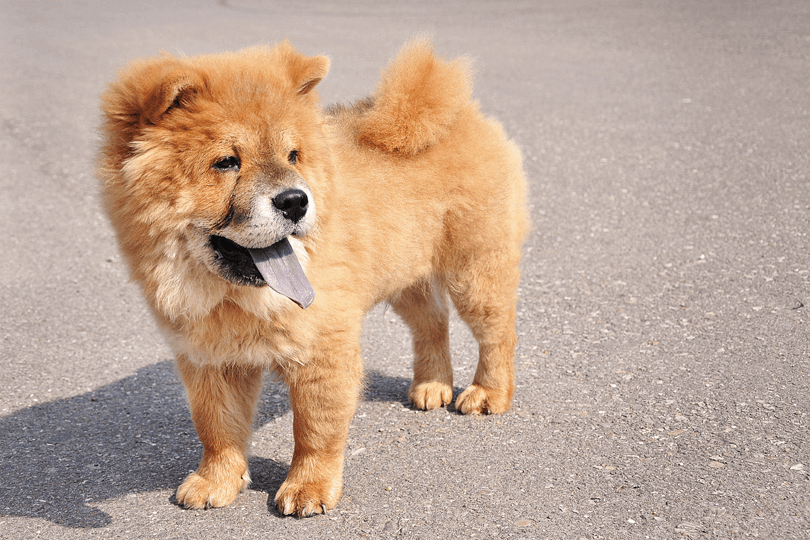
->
xmin=391 ymin=280 xmax=454 ymax=410
xmin=448 ymin=254 xmax=521 ymax=415
xmin=175 ymin=355 xmax=263 ymax=509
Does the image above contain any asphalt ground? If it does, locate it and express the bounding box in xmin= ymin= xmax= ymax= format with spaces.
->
xmin=1 ymin=1 xmax=809 ymax=538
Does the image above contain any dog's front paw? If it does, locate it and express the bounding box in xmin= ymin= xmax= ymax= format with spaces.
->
xmin=274 ymin=478 xmax=341 ymax=517
xmin=454 ymin=383 xmax=511 ymax=415
xmin=176 ymin=467 xmax=250 ymax=509
xmin=409 ymin=380 xmax=453 ymax=410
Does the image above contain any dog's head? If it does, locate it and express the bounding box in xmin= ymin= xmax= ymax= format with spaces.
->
xmin=100 ymin=43 xmax=331 ymax=309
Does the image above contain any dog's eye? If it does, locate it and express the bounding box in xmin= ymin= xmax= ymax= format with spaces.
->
xmin=288 ymin=150 xmax=299 ymax=165
xmin=212 ymin=156 xmax=240 ymax=172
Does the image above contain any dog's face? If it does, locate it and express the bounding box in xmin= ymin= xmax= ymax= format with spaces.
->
xmin=188 ymin=138 xmax=318 ymax=288
xmin=170 ymin=118 xmax=319 ymax=288
xmin=102 ymin=44 xmax=330 ymax=291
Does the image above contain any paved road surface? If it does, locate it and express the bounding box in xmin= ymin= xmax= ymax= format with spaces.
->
xmin=1 ymin=1 xmax=809 ymax=538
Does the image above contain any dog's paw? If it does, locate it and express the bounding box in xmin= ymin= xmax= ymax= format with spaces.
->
xmin=176 ymin=468 xmax=249 ymax=509
xmin=454 ymin=384 xmax=511 ymax=415
xmin=409 ymin=380 xmax=453 ymax=410
xmin=274 ymin=479 xmax=341 ymax=517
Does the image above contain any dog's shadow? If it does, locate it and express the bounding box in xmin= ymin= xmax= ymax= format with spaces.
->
xmin=0 ymin=360 xmax=421 ymax=528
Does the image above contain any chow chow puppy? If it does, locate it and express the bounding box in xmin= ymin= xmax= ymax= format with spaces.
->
xmin=99 ymin=39 xmax=528 ymax=516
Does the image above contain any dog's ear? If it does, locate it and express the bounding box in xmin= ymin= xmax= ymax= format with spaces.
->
xmin=101 ymin=56 xmax=203 ymax=139
xmin=293 ymin=56 xmax=329 ymax=95
xmin=275 ymin=40 xmax=330 ymax=96
xmin=141 ymin=69 xmax=202 ymax=123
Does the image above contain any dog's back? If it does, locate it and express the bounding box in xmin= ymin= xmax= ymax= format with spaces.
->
xmin=322 ymin=40 xmax=528 ymax=304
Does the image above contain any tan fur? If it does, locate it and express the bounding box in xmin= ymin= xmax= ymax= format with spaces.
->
xmin=99 ymin=39 xmax=528 ymax=517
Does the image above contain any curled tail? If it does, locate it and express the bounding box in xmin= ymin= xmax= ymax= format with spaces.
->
xmin=357 ymin=38 xmax=473 ymax=155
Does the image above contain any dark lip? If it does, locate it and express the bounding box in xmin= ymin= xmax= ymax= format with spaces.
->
xmin=209 ymin=235 xmax=265 ymax=287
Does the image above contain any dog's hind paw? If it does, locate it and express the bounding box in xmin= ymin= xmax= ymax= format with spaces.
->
xmin=454 ymin=384 xmax=511 ymax=415
xmin=409 ymin=380 xmax=453 ymax=410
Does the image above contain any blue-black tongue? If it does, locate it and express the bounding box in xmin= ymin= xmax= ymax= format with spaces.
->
xmin=247 ymin=238 xmax=314 ymax=309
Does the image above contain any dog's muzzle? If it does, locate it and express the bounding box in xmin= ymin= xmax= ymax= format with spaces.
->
xmin=208 ymin=185 xmax=316 ymax=308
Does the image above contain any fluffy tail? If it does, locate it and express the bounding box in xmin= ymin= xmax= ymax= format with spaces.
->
xmin=357 ymin=39 xmax=473 ymax=155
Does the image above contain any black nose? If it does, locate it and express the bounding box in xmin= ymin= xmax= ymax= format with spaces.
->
xmin=272 ymin=189 xmax=308 ymax=223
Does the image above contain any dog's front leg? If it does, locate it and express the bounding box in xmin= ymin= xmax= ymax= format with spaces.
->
xmin=175 ymin=355 xmax=263 ymax=509
xmin=275 ymin=346 xmax=363 ymax=517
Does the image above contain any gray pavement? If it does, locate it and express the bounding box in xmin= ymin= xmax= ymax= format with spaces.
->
xmin=2 ymin=1 xmax=809 ymax=538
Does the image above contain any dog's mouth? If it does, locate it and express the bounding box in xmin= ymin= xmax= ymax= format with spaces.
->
xmin=210 ymin=235 xmax=263 ymax=285
xmin=209 ymin=235 xmax=314 ymax=308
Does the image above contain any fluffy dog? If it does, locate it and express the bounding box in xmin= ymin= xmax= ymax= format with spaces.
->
xmin=99 ymin=39 xmax=528 ymax=516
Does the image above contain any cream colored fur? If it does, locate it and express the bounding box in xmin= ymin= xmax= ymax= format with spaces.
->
xmin=99 ymin=38 xmax=528 ymax=517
